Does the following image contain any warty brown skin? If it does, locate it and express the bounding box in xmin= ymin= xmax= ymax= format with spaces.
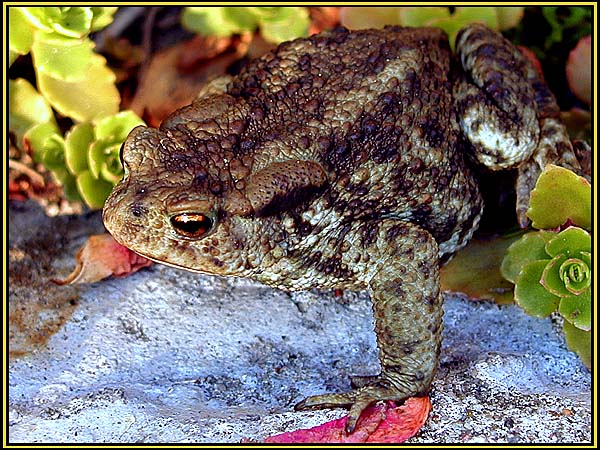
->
xmin=103 ymin=24 xmax=581 ymax=433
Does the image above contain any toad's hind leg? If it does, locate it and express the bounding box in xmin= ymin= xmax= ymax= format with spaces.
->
xmin=295 ymin=221 xmax=442 ymax=434
xmin=455 ymin=24 xmax=585 ymax=227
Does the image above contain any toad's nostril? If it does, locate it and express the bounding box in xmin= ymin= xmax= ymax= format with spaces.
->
xmin=131 ymin=204 xmax=147 ymax=217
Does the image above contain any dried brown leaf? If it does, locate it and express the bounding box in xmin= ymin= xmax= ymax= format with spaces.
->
xmin=53 ymin=234 xmax=152 ymax=285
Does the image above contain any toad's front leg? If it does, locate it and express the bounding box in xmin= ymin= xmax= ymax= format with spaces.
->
xmin=295 ymin=221 xmax=443 ymax=433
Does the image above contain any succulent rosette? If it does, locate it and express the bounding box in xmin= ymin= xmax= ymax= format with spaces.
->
xmin=64 ymin=111 xmax=145 ymax=208
xmin=501 ymin=165 xmax=591 ymax=367
xmin=18 ymin=108 xmax=144 ymax=209
xmin=502 ymin=227 xmax=591 ymax=330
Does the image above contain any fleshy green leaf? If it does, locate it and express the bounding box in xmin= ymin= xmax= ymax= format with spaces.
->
xmin=560 ymin=256 xmax=591 ymax=295
xmin=496 ymin=7 xmax=525 ymax=30
xmin=397 ymin=7 xmax=451 ymax=27
xmin=47 ymin=167 xmax=81 ymax=201
xmin=181 ymin=6 xmax=309 ymax=43
xmin=396 ymin=7 xmax=521 ymax=48
xmin=223 ymin=7 xmax=263 ymax=31
xmin=339 ymin=7 xmax=523 ymax=43
xmin=442 ymin=6 xmax=499 ymax=30
xmin=24 ymin=122 xmax=63 ymax=167
xmin=39 ymin=134 xmax=67 ymax=172
xmin=514 ymin=260 xmax=560 ymax=317
xmin=528 ymin=164 xmax=591 ymax=230
xmin=90 ymin=7 xmax=118 ymax=31
xmin=426 ymin=15 xmax=486 ymax=49
xmin=65 ymin=122 xmax=94 ymax=175
xmin=37 ymin=52 xmax=119 ymax=122
xmin=254 ymin=7 xmax=309 ymax=43
xmin=31 ymin=31 xmax=95 ymax=81
xmin=50 ymin=7 xmax=93 ymax=38
xmin=545 ymin=226 xmax=591 ymax=257
xmin=340 ymin=7 xmax=402 ymax=30
xmin=76 ymin=170 xmax=115 ymax=209
xmin=19 ymin=7 xmax=60 ymax=32
xmin=540 ymin=253 xmax=571 ymax=297
xmin=182 ymin=7 xmax=258 ymax=37
xmin=100 ymin=147 xmax=125 ymax=184
xmin=88 ymin=140 xmax=110 ymax=179
xmin=61 ymin=171 xmax=83 ymax=201
xmin=500 ymin=231 xmax=554 ymax=283
xmin=562 ymin=320 xmax=591 ymax=368
xmin=88 ymin=111 xmax=144 ymax=183
xmin=558 ymin=290 xmax=591 ymax=331
xmin=88 ymin=141 xmax=123 ymax=183
xmin=8 ymin=78 xmax=58 ymax=144
xmin=94 ymin=110 xmax=145 ymax=142
xmin=26 ymin=125 xmax=66 ymax=173
xmin=21 ymin=6 xmax=93 ymax=38
xmin=9 ymin=49 xmax=19 ymax=67
xmin=542 ymin=6 xmax=592 ymax=49
xmin=9 ymin=7 xmax=36 ymax=60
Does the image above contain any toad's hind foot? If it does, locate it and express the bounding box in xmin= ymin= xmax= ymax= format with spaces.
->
xmin=294 ymin=378 xmax=414 ymax=434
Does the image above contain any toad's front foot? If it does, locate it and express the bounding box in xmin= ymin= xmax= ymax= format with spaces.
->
xmin=294 ymin=377 xmax=414 ymax=434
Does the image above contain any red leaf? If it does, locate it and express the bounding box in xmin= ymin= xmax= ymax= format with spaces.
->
xmin=308 ymin=7 xmax=341 ymax=35
xmin=518 ymin=45 xmax=544 ymax=79
xmin=129 ymin=35 xmax=251 ymax=127
xmin=566 ymin=35 xmax=591 ymax=105
xmin=52 ymin=234 xmax=152 ymax=285
xmin=264 ymin=396 xmax=431 ymax=444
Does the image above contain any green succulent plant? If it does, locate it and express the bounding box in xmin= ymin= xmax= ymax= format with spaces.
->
xmin=181 ymin=6 xmax=310 ymax=44
xmin=9 ymin=7 xmax=120 ymax=122
xmin=29 ymin=109 xmax=144 ymax=209
xmin=501 ymin=165 xmax=591 ymax=367
xmin=8 ymin=7 xmax=145 ymax=209
xmin=340 ymin=6 xmax=524 ymax=48
xmin=541 ymin=6 xmax=592 ymax=49
xmin=502 ymin=227 xmax=591 ymax=327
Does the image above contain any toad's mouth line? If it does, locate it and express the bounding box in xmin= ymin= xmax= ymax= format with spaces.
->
xmin=129 ymin=247 xmax=248 ymax=276
xmin=130 ymin=248 xmax=214 ymax=274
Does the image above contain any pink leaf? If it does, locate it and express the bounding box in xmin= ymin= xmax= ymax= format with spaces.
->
xmin=566 ymin=35 xmax=591 ymax=105
xmin=518 ymin=45 xmax=544 ymax=79
xmin=52 ymin=234 xmax=152 ymax=285
xmin=264 ymin=396 xmax=431 ymax=443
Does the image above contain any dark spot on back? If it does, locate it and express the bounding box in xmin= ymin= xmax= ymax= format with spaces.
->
xmin=420 ymin=116 xmax=445 ymax=148
xmin=255 ymin=184 xmax=325 ymax=217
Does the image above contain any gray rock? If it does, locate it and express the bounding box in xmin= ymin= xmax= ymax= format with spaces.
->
xmin=8 ymin=201 xmax=591 ymax=443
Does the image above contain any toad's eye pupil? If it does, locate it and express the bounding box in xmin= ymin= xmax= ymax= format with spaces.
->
xmin=170 ymin=213 xmax=213 ymax=238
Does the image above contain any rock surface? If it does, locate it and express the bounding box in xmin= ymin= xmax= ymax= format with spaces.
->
xmin=8 ymin=201 xmax=591 ymax=444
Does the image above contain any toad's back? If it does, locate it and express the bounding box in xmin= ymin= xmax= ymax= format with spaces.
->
xmin=237 ymin=27 xmax=481 ymax=254
xmin=158 ymin=26 xmax=482 ymax=261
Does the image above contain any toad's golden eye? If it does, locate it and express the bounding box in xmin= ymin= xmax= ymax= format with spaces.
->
xmin=170 ymin=213 xmax=214 ymax=239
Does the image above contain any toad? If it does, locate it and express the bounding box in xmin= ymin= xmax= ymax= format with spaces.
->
xmin=103 ymin=25 xmax=582 ymax=432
